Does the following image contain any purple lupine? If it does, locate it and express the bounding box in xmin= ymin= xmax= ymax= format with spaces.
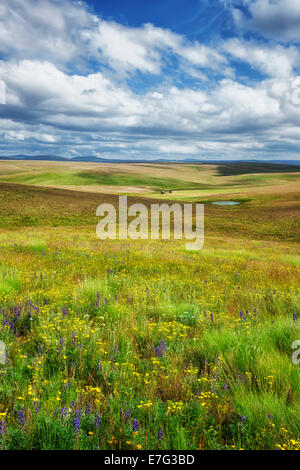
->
xmin=158 ymin=428 xmax=164 ymax=441
xmin=58 ymin=338 xmax=64 ymax=353
xmin=96 ymin=292 xmax=101 ymax=307
xmin=34 ymin=403 xmax=40 ymax=414
xmin=210 ymin=313 xmax=214 ymax=322
xmin=0 ymin=420 xmax=7 ymax=436
xmin=73 ymin=409 xmax=81 ymax=432
xmin=18 ymin=409 xmax=26 ymax=427
xmin=132 ymin=419 xmax=139 ymax=432
xmin=61 ymin=308 xmax=68 ymax=317
xmin=122 ymin=409 xmax=132 ymax=423
xmin=154 ymin=340 xmax=166 ymax=357
xmin=293 ymin=313 xmax=297 ymax=323
xmin=159 ymin=340 xmax=166 ymax=355
xmin=98 ymin=360 xmax=103 ymax=372
xmin=85 ymin=403 xmax=91 ymax=415
xmin=240 ymin=415 xmax=246 ymax=426
xmin=94 ymin=413 xmax=101 ymax=429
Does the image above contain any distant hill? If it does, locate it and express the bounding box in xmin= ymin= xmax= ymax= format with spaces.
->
xmin=0 ymin=155 xmax=300 ymax=167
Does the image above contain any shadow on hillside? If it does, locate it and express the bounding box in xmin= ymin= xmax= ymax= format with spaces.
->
xmin=215 ymin=162 xmax=300 ymax=176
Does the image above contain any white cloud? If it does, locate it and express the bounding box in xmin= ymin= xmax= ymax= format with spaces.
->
xmin=224 ymin=38 xmax=299 ymax=77
xmin=0 ymin=0 xmax=95 ymax=67
xmin=0 ymin=0 xmax=228 ymax=77
xmin=0 ymin=0 xmax=300 ymax=161
xmin=233 ymin=0 xmax=300 ymax=42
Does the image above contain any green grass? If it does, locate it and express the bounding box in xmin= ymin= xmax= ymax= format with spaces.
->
xmin=0 ymin=267 xmax=21 ymax=295
xmin=0 ymin=164 xmax=299 ymax=450
xmin=0 ymin=171 xmax=205 ymax=191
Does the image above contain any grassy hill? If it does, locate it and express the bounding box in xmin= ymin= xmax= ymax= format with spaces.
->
xmin=0 ymin=161 xmax=299 ymax=450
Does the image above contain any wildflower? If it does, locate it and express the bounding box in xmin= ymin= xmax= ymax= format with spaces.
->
xmin=158 ymin=427 xmax=164 ymax=441
xmin=293 ymin=313 xmax=297 ymax=323
xmin=0 ymin=420 xmax=7 ymax=436
xmin=240 ymin=415 xmax=246 ymax=426
xmin=18 ymin=409 xmax=26 ymax=427
xmin=34 ymin=403 xmax=40 ymax=414
xmin=132 ymin=419 xmax=139 ymax=432
xmin=73 ymin=409 xmax=81 ymax=433
xmin=122 ymin=409 xmax=131 ymax=423
xmin=85 ymin=403 xmax=91 ymax=415
xmin=61 ymin=308 xmax=68 ymax=317
xmin=94 ymin=413 xmax=101 ymax=429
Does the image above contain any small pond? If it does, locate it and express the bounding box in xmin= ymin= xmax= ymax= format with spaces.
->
xmin=211 ymin=201 xmax=240 ymax=206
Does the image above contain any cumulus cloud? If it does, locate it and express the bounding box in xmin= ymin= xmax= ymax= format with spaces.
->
xmin=223 ymin=38 xmax=299 ymax=77
xmin=233 ymin=0 xmax=300 ymax=42
xmin=0 ymin=0 xmax=95 ymax=67
xmin=0 ymin=0 xmax=300 ymax=161
xmin=0 ymin=0 xmax=228 ymax=77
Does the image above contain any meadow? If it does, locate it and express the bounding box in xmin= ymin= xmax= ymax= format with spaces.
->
xmin=0 ymin=161 xmax=299 ymax=450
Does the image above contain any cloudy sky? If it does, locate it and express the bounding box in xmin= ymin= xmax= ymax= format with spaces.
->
xmin=1 ymin=0 xmax=300 ymax=161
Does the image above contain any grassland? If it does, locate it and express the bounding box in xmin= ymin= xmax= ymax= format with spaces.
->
xmin=0 ymin=161 xmax=299 ymax=450
xmin=0 ymin=160 xmax=300 ymax=199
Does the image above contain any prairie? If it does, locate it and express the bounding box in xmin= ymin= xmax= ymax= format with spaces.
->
xmin=0 ymin=161 xmax=299 ymax=450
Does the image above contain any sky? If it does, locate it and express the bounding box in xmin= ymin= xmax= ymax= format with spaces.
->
xmin=1 ymin=0 xmax=300 ymax=161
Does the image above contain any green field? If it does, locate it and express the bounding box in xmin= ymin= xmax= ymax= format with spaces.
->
xmin=0 ymin=161 xmax=299 ymax=450
xmin=1 ymin=160 xmax=300 ymax=199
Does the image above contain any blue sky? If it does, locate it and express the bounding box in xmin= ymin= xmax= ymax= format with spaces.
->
xmin=1 ymin=0 xmax=300 ymax=161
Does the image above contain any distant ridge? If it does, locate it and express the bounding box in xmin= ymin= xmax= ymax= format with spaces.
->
xmin=0 ymin=155 xmax=300 ymax=166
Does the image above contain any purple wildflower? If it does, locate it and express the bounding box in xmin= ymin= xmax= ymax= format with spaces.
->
xmin=0 ymin=420 xmax=7 ymax=436
xmin=122 ymin=409 xmax=132 ymax=423
xmin=94 ymin=413 xmax=101 ymax=429
xmin=85 ymin=403 xmax=91 ymax=415
xmin=18 ymin=409 xmax=26 ymax=427
xmin=293 ymin=313 xmax=297 ymax=323
xmin=132 ymin=419 xmax=139 ymax=432
xmin=61 ymin=308 xmax=68 ymax=317
xmin=240 ymin=415 xmax=246 ymax=426
xmin=73 ymin=409 xmax=81 ymax=433
xmin=158 ymin=427 xmax=164 ymax=441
